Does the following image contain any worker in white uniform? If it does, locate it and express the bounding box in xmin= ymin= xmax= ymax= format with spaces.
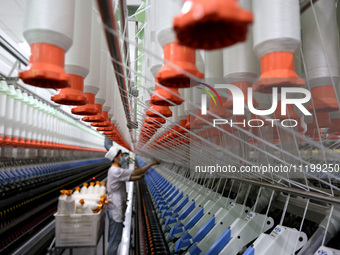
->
xmin=105 ymin=146 xmax=159 ymax=255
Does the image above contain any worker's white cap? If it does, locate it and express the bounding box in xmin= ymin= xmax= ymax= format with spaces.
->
xmin=105 ymin=146 xmax=121 ymax=161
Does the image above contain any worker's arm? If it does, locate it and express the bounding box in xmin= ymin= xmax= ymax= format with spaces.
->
xmin=130 ymin=174 xmax=145 ymax=181
xmin=130 ymin=161 xmax=159 ymax=177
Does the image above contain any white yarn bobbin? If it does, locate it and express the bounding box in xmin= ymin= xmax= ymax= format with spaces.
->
xmin=206 ymin=50 xmax=223 ymax=79
xmin=155 ymin=0 xmax=181 ymax=48
xmin=177 ymin=90 xmax=186 ymax=121
xmin=224 ymin=2 xmax=257 ymax=83
xmin=252 ymin=0 xmax=304 ymax=93
xmin=23 ymin=0 xmax=75 ymax=51
xmin=84 ymin=5 xmax=102 ymax=95
xmin=103 ymin=55 xmax=114 ymax=113
xmin=20 ymin=0 xmax=75 ymax=89
xmin=184 ymin=88 xmax=194 ymax=114
xmin=253 ymin=0 xmax=300 ymax=58
xmin=65 ymin=0 xmax=92 ymax=78
xmin=149 ymin=0 xmax=164 ymax=74
xmin=95 ymin=33 xmax=108 ymax=106
xmin=52 ymin=0 xmax=92 ymax=105
xmin=302 ymin=0 xmax=340 ymax=112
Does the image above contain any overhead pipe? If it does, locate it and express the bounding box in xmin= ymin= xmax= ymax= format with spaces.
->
xmin=96 ymin=0 xmax=131 ymax=126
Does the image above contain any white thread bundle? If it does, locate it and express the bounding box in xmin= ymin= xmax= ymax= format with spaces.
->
xmin=84 ymin=6 xmax=101 ymax=95
xmin=178 ymin=89 xmax=186 ymax=120
xmin=19 ymin=92 xmax=30 ymax=141
xmin=205 ymin=50 xmax=223 ymax=79
xmin=149 ymin=0 xmax=163 ymax=75
xmin=156 ymin=0 xmax=182 ymax=47
xmin=206 ymin=50 xmax=229 ymax=104
xmin=12 ymin=89 xmax=23 ymax=139
xmin=103 ymin=56 xmax=114 ymax=113
xmin=302 ymin=0 xmax=340 ymax=89
xmin=4 ymin=85 xmax=15 ymax=138
xmin=142 ymin=6 xmax=154 ymax=96
xmin=192 ymin=87 xmax=202 ymax=107
xmin=65 ymin=0 xmax=92 ymax=78
xmin=223 ymin=0 xmax=257 ymax=83
xmin=117 ymin=102 xmax=128 ymax=140
xmin=170 ymin=106 xmax=179 ymax=125
xmin=184 ymin=88 xmax=193 ymax=113
xmin=253 ymin=0 xmax=301 ymax=58
xmin=23 ymin=0 xmax=75 ymax=51
xmin=142 ymin=89 xmax=151 ymax=108
xmin=95 ymin=33 xmax=108 ymax=105
xmin=110 ymin=73 xmax=120 ymax=124
xmin=196 ymin=51 xmax=205 ymax=75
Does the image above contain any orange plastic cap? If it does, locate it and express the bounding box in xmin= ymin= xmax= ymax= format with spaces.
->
xmin=144 ymin=121 xmax=162 ymax=129
xmin=97 ymin=126 xmax=113 ymax=131
xmin=254 ymin=52 xmax=305 ymax=93
xmin=307 ymin=85 xmax=339 ymax=112
xmin=19 ymin=43 xmax=70 ymax=88
xmin=274 ymin=103 xmax=299 ymax=120
xmin=60 ymin=190 xmax=67 ymax=195
xmin=156 ymin=41 xmax=204 ymax=88
xmin=89 ymin=182 xmax=95 ymax=186
xmin=329 ymin=119 xmax=340 ymax=133
xmin=178 ymin=119 xmax=188 ymax=133
xmin=224 ymin=81 xmax=251 ymax=108
xmin=145 ymin=116 xmax=166 ymax=125
xmin=101 ymin=182 xmax=106 ymax=187
xmin=75 ymin=186 xmax=80 ymax=191
xmin=83 ymin=183 xmax=88 ymax=187
xmin=173 ymin=0 xmax=253 ymax=50
xmin=150 ymin=83 xmax=184 ymax=106
xmin=51 ymin=74 xmax=88 ymax=105
xmin=72 ymin=93 xmax=98 ymax=115
xmin=82 ymin=104 xmax=106 ymax=122
xmin=79 ymin=199 xmax=85 ymax=205
xmin=194 ymin=108 xmax=208 ymax=127
xmin=66 ymin=190 xmax=73 ymax=196
xmin=185 ymin=115 xmax=192 ymax=130
xmin=146 ymin=105 xmax=172 ymax=118
xmin=91 ymin=121 xmax=110 ymax=127
xmin=209 ymin=97 xmax=232 ymax=119
xmin=309 ymin=112 xmax=332 ymax=129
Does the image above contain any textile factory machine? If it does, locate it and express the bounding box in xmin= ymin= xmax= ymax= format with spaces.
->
xmin=1 ymin=0 xmax=340 ymax=254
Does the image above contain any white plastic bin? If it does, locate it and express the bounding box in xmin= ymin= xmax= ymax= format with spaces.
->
xmin=54 ymin=210 xmax=105 ymax=247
